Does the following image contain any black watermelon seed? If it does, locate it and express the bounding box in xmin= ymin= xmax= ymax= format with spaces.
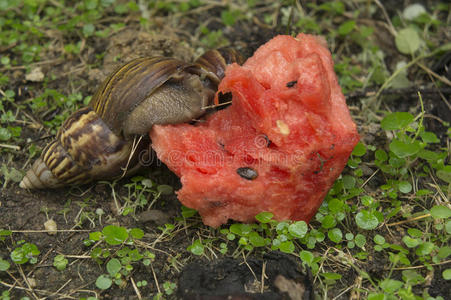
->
xmin=237 ymin=167 xmax=258 ymax=180
xmin=286 ymin=80 xmax=297 ymax=88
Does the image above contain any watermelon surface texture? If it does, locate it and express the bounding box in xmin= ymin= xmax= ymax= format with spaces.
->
xmin=150 ymin=34 xmax=360 ymax=227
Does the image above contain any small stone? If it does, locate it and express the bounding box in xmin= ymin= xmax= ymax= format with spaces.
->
xmin=25 ymin=67 xmax=44 ymax=82
xmin=44 ymin=219 xmax=57 ymax=235
xmin=274 ymin=275 xmax=307 ymax=300
xmin=27 ymin=277 xmax=37 ymax=288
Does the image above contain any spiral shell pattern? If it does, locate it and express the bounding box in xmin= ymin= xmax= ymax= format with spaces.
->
xmin=20 ymin=107 xmax=138 ymax=189
xmin=20 ymin=49 xmax=243 ymax=189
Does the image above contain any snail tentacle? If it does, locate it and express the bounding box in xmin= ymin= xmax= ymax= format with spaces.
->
xmin=20 ymin=48 xmax=243 ymax=189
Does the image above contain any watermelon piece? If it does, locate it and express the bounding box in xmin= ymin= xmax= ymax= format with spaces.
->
xmin=150 ymin=34 xmax=359 ymax=227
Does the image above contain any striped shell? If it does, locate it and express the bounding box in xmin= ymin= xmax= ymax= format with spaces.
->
xmin=20 ymin=49 xmax=243 ymax=189
xmin=20 ymin=107 xmax=137 ymax=188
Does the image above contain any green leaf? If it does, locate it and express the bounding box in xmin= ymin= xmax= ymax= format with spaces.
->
xmin=402 ymin=270 xmax=424 ymax=285
xmin=279 ymin=241 xmax=295 ymax=254
xmin=355 ymin=210 xmax=379 ymax=230
xmin=446 ymin=220 xmax=451 ymax=234
xmin=255 ymin=212 xmax=274 ymax=223
xmin=443 ymin=269 xmax=451 ymax=280
xmin=53 ymin=254 xmax=68 ymax=271
xmin=0 ymin=229 xmax=12 ymax=237
xmin=338 ymin=20 xmax=356 ymax=35
xmin=418 ymin=149 xmax=446 ymax=162
xmin=328 ymin=198 xmax=343 ymax=213
xmin=416 ymin=242 xmax=434 ymax=256
xmin=318 ymin=1 xmax=344 ymax=14
xmin=398 ymin=181 xmax=412 ymax=193
xmin=403 ymin=236 xmax=419 ymax=248
xmin=389 ymin=139 xmax=421 ymax=158
xmin=11 ymin=243 xmax=40 ymax=264
xmin=84 ymin=0 xmax=98 ymax=10
xmin=355 ymin=234 xmax=366 ymax=248
xmin=361 ymin=195 xmax=374 ymax=206
xmin=390 ymin=61 xmax=411 ymax=89
xmin=226 ymin=233 xmax=236 ymax=240
xmin=395 ymin=27 xmax=421 ymax=54
xmin=248 ymin=231 xmax=266 ymax=247
xmin=157 ymin=184 xmax=173 ymax=195
xmin=375 ymin=149 xmax=388 ymax=162
xmin=407 ymin=228 xmax=422 ymax=238
xmin=288 ymin=221 xmax=308 ymax=238
xmin=438 ymin=43 xmax=451 ymax=52
xmin=321 ymin=215 xmax=336 ymax=229
xmin=390 ymin=244 xmax=409 ymax=254
xmin=437 ymin=246 xmax=451 ymax=259
xmin=388 ymin=156 xmax=405 ymax=168
xmin=89 ymin=231 xmax=102 ymax=241
xmin=221 ymin=10 xmax=238 ymax=26
xmin=4 ymin=90 xmax=15 ymax=99
xmin=403 ymin=4 xmax=426 ymax=20
xmin=416 ymin=189 xmax=432 ymax=196
xmin=234 ymin=224 xmax=253 ymax=236
xmin=188 ymin=239 xmax=204 ymax=256
xmin=129 ymin=228 xmax=144 ymax=239
xmin=430 ymin=205 xmax=451 ymax=219
xmin=374 ymin=234 xmax=385 ymax=245
xmin=320 ymin=272 xmax=342 ymax=280
xmin=102 ymin=225 xmax=129 ymax=245
xmin=299 ymin=250 xmax=314 ymax=265
xmin=114 ymin=3 xmax=128 ymax=14
xmin=117 ymin=247 xmax=129 ymax=258
xmin=398 ymin=289 xmax=414 ymax=299
xmin=83 ymin=23 xmax=95 ymax=37
xmin=0 ymin=128 xmax=12 ymax=141
xmin=367 ymin=293 xmax=386 ymax=300
xmin=7 ymin=167 xmax=23 ymax=183
xmin=128 ymin=249 xmax=143 ymax=262
xmin=0 ymin=259 xmax=10 ymax=271
xmin=328 ymin=228 xmax=342 ymax=243
xmin=420 ymin=131 xmax=440 ymax=143
xmin=106 ymin=258 xmax=121 ymax=276
xmin=90 ymin=247 xmax=102 ymax=259
xmin=342 ymin=175 xmax=356 ymax=189
xmin=352 ymin=142 xmax=366 ymax=156
xmin=312 ymin=230 xmax=325 ymax=242
xmin=181 ymin=206 xmax=197 ymax=218
xmin=1 ymin=56 xmax=10 ymax=65
xmin=381 ymin=112 xmax=414 ymax=130
xmin=140 ymin=178 xmax=153 ymax=188
xmin=436 ymin=166 xmax=451 ymax=184
xmin=380 ymin=278 xmax=403 ymax=293
xmin=96 ymin=275 xmax=112 ymax=290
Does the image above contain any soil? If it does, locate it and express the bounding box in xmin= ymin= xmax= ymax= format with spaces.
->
xmin=1 ymin=1 xmax=450 ymax=299
xmin=178 ymin=252 xmax=314 ymax=300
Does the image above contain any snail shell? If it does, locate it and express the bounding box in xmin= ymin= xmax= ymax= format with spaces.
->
xmin=20 ymin=49 xmax=243 ymax=189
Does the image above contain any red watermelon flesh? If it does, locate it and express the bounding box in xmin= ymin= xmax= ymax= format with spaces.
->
xmin=150 ymin=34 xmax=359 ymax=227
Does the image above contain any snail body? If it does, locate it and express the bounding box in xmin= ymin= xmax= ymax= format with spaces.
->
xmin=20 ymin=49 xmax=243 ymax=189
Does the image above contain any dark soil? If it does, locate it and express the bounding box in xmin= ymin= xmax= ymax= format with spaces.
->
xmin=178 ymin=252 xmax=314 ymax=300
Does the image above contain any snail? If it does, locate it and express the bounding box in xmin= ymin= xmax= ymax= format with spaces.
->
xmin=20 ymin=48 xmax=244 ymax=189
